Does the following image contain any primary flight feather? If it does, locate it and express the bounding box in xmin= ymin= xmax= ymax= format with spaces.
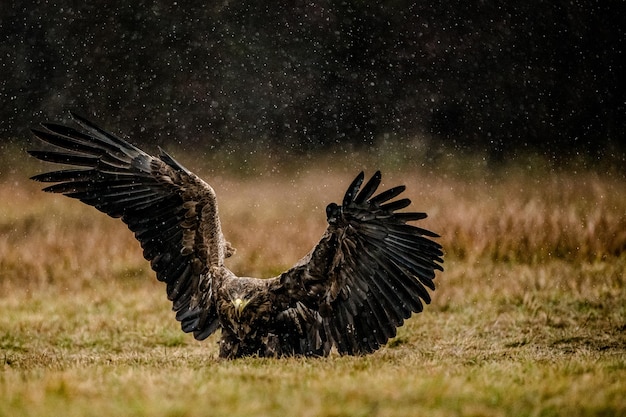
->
xmin=29 ymin=113 xmax=444 ymax=358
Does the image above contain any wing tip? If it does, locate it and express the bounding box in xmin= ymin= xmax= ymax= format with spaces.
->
xmin=342 ymin=171 xmax=367 ymax=206
xmin=69 ymin=111 xmax=88 ymax=124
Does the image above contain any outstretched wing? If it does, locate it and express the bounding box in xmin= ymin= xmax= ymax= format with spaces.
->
xmin=29 ymin=113 xmax=230 ymax=340
xmin=274 ymin=171 xmax=443 ymax=355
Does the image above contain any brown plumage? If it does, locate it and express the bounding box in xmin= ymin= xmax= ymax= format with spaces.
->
xmin=29 ymin=113 xmax=444 ymax=358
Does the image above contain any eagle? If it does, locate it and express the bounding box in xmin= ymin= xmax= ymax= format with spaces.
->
xmin=29 ymin=113 xmax=444 ymax=358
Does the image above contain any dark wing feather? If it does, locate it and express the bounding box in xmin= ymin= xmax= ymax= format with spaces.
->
xmin=29 ymin=113 xmax=228 ymax=340
xmin=273 ymin=171 xmax=443 ymax=355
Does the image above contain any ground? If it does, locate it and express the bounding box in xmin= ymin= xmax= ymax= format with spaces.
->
xmin=1 ymin=147 xmax=625 ymax=416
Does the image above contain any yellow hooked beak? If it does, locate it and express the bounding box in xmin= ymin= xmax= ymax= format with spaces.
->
xmin=233 ymin=298 xmax=249 ymax=320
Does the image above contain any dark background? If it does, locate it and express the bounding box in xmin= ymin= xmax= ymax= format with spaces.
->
xmin=1 ymin=1 xmax=624 ymax=162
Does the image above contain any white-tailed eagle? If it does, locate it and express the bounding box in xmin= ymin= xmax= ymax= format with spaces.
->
xmin=29 ymin=113 xmax=443 ymax=358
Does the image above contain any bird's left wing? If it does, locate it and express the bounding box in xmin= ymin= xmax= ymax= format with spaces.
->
xmin=272 ymin=171 xmax=443 ymax=355
xmin=29 ymin=113 xmax=229 ymax=340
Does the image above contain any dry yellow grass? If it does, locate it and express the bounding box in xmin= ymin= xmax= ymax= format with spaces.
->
xmin=1 ymin=147 xmax=625 ymax=416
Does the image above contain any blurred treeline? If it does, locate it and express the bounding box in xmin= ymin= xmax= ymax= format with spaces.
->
xmin=1 ymin=1 xmax=624 ymax=161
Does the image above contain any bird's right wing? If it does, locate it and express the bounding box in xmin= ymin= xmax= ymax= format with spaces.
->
xmin=29 ymin=113 xmax=230 ymax=340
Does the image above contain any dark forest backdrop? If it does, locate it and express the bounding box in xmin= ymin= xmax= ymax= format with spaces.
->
xmin=1 ymin=1 xmax=624 ymax=161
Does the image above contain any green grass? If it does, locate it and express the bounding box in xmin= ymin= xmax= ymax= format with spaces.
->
xmin=1 ymin=147 xmax=625 ymax=416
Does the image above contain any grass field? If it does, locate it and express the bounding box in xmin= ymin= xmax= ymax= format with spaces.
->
xmin=1 ymin=144 xmax=625 ymax=416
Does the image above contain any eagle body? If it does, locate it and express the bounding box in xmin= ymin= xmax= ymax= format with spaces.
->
xmin=214 ymin=273 xmax=278 ymax=358
xmin=30 ymin=113 xmax=443 ymax=358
